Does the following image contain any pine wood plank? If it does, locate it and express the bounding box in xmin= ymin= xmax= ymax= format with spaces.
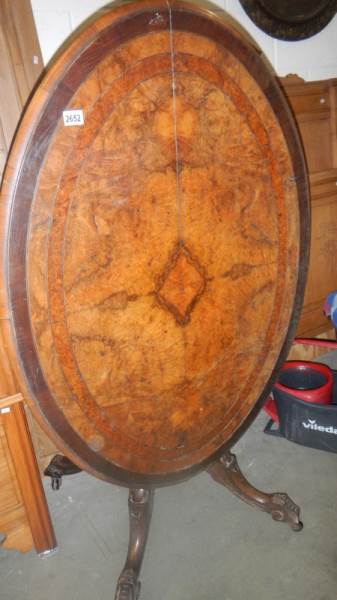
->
xmin=1 ymin=403 xmax=57 ymax=554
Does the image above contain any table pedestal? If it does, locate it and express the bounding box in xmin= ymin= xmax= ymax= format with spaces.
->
xmin=114 ymin=489 xmax=154 ymax=600
xmin=113 ymin=450 xmax=302 ymax=599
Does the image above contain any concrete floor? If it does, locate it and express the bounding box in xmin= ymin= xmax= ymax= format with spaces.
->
xmin=2 ymin=354 xmax=337 ymax=600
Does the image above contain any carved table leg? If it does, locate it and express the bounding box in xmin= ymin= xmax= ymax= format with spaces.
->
xmin=114 ymin=489 xmax=154 ymax=600
xmin=208 ymin=450 xmax=302 ymax=531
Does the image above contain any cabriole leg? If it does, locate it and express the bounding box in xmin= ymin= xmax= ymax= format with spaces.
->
xmin=114 ymin=488 xmax=154 ymax=600
xmin=208 ymin=450 xmax=302 ymax=531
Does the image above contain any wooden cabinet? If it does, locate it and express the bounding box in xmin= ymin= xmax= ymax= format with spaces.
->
xmin=281 ymin=76 xmax=337 ymax=338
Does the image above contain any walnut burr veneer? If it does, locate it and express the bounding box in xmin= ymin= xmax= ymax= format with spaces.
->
xmin=0 ymin=1 xmax=310 ymax=597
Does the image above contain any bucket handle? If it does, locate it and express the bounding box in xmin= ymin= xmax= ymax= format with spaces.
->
xmin=293 ymin=337 xmax=337 ymax=350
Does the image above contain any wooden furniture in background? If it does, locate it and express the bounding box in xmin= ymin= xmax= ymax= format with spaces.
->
xmin=0 ymin=0 xmax=57 ymax=554
xmin=281 ymin=75 xmax=337 ymax=340
xmin=0 ymin=0 xmax=58 ymax=469
xmin=0 ymin=0 xmax=58 ymax=471
xmin=0 ymin=393 xmax=56 ymax=554
xmin=0 ymin=0 xmax=43 ymax=181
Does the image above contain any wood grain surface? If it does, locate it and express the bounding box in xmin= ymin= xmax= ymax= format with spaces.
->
xmin=0 ymin=1 xmax=310 ymax=486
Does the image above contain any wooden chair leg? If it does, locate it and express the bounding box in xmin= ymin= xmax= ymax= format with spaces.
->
xmin=208 ymin=450 xmax=303 ymax=531
xmin=114 ymin=488 xmax=154 ymax=600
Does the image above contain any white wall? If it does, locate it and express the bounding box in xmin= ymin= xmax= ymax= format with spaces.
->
xmin=31 ymin=0 xmax=337 ymax=81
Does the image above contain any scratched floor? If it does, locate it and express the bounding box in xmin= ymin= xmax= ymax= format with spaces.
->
xmin=1 ymin=352 xmax=337 ymax=600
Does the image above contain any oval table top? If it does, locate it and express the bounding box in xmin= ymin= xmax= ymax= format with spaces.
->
xmin=0 ymin=0 xmax=310 ymax=487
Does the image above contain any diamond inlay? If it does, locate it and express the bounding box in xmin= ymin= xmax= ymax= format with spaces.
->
xmin=157 ymin=243 xmax=206 ymax=325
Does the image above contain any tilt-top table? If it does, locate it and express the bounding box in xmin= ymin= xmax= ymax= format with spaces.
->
xmin=0 ymin=1 xmax=310 ymax=598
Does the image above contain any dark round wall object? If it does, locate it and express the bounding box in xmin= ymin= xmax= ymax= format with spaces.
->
xmin=239 ymin=0 xmax=337 ymax=40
